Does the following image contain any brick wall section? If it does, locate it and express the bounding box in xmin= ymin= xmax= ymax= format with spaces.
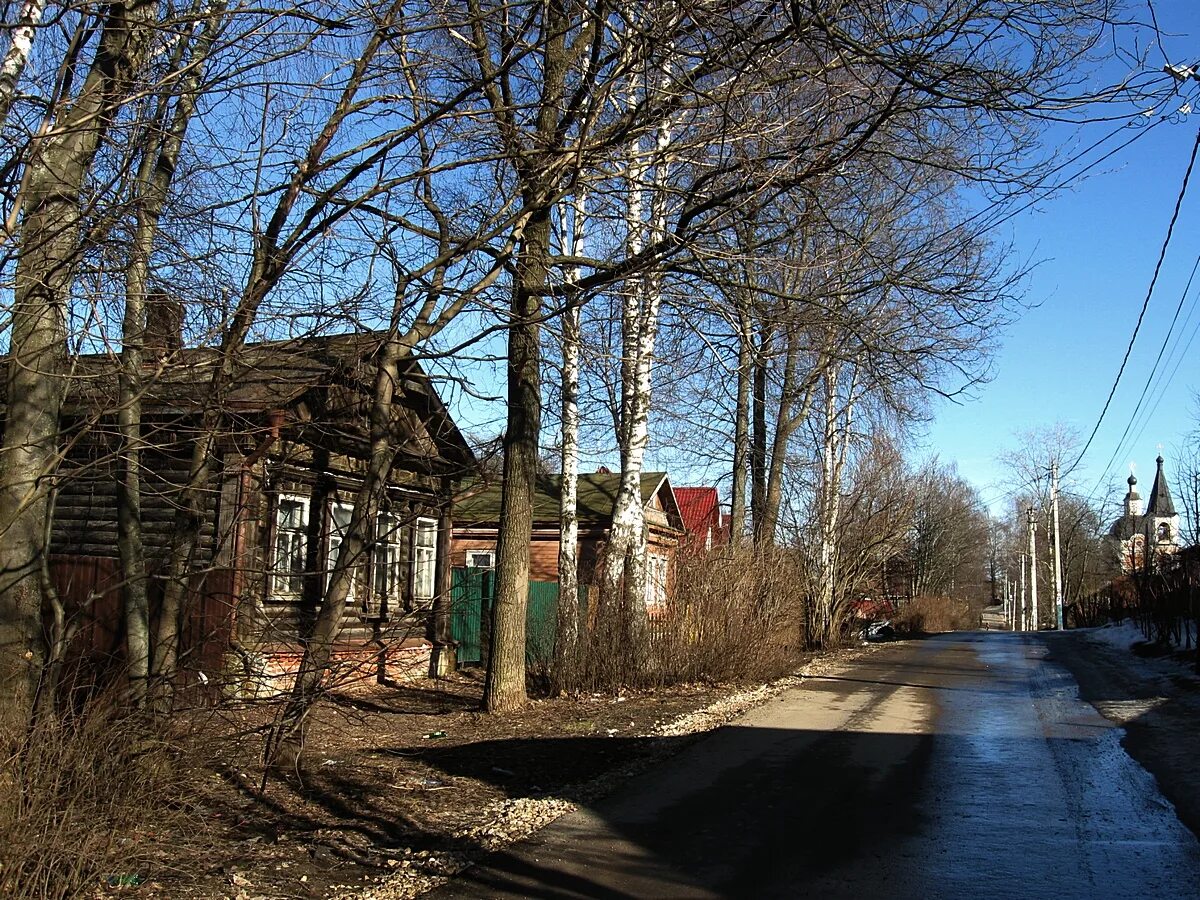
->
xmin=229 ymin=639 xmax=432 ymax=698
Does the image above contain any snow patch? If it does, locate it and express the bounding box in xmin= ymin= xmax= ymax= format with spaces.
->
xmin=1079 ymin=619 xmax=1200 ymax=690
xmin=1085 ymin=620 xmax=1147 ymax=653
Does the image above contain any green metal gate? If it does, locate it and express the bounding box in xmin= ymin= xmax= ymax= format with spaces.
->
xmin=525 ymin=581 xmax=560 ymax=668
xmin=450 ymin=567 xmax=492 ymax=664
xmin=450 ymin=570 xmax=564 ymax=667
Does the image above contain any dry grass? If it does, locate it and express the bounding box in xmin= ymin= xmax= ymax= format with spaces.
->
xmin=577 ymin=545 xmax=807 ymax=691
xmin=0 ymin=698 xmax=209 ymax=899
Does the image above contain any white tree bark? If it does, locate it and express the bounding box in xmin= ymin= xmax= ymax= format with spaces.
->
xmin=600 ymin=81 xmax=672 ymax=656
xmin=553 ymin=188 xmax=587 ymax=694
xmin=0 ymin=0 xmax=45 ymax=130
xmin=814 ymin=362 xmax=858 ymax=647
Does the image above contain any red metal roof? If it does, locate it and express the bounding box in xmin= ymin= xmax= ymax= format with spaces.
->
xmin=674 ymin=486 xmax=720 ymax=537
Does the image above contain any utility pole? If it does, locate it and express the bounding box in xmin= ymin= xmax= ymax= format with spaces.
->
xmin=1018 ymin=551 xmax=1027 ymax=632
xmin=1051 ymin=461 xmax=1065 ymax=630
xmin=1027 ymin=507 xmax=1039 ymax=631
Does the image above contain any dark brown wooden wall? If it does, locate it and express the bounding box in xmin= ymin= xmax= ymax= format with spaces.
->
xmin=48 ymin=555 xmax=235 ymax=697
xmin=52 ymin=426 xmax=220 ymax=564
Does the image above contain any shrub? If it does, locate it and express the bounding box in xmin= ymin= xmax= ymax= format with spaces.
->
xmin=893 ymin=594 xmax=974 ymax=635
xmin=0 ymin=699 xmax=207 ymax=899
xmin=577 ymin=544 xmax=807 ymax=690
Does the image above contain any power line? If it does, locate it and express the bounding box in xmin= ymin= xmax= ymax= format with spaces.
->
xmin=1091 ymin=250 xmax=1200 ymax=493
xmin=1066 ymin=126 xmax=1200 ymax=478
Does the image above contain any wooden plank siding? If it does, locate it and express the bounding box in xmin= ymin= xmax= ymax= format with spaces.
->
xmin=52 ymin=430 xmax=221 ymax=564
xmin=17 ymin=334 xmax=478 ymax=694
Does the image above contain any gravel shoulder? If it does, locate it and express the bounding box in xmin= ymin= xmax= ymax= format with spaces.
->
xmin=1043 ymin=625 xmax=1200 ymax=839
xmin=135 ymin=646 xmax=879 ymax=900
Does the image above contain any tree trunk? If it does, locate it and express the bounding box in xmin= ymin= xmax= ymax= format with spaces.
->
xmin=0 ymin=0 xmax=156 ymax=731
xmin=552 ymin=191 xmax=587 ymax=696
xmin=119 ymin=4 xmax=223 ymax=707
xmin=266 ymin=336 xmax=411 ymax=767
xmin=814 ymin=366 xmax=848 ymax=648
xmin=729 ymin=303 xmax=751 ymax=545
xmin=484 ymin=211 xmax=553 ymax=713
xmin=750 ymin=322 xmax=772 ymax=543
xmin=0 ymin=0 xmax=46 ymax=130
xmin=598 ymin=100 xmax=671 ymax=676
xmin=759 ymin=328 xmax=801 ymax=545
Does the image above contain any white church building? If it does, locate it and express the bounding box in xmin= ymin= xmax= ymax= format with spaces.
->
xmin=1108 ymin=454 xmax=1181 ymax=573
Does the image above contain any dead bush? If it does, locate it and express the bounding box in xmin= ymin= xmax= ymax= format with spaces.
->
xmin=0 ymin=697 xmax=209 ymax=899
xmin=893 ymin=594 xmax=974 ymax=635
xmin=577 ymin=545 xmax=807 ymax=691
xmin=655 ymin=545 xmax=807 ymax=683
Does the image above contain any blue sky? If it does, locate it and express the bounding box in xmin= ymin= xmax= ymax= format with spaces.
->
xmin=439 ymin=4 xmax=1200 ymax=518
xmin=923 ymin=3 xmax=1200 ymax=515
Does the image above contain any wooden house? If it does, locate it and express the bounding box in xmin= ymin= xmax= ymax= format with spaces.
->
xmin=449 ymin=472 xmax=684 ymax=663
xmin=453 ymin=472 xmax=683 ymax=585
xmin=10 ymin=331 xmax=476 ymax=694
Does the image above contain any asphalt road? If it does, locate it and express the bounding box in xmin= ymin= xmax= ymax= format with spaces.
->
xmin=429 ymin=633 xmax=1200 ymax=899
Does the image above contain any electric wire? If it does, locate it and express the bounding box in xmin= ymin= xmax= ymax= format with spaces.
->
xmin=1119 ymin=271 xmax=1200 ymax=457
xmin=1090 ymin=251 xmax=1200 ymax=495
xmin=1065 ymin=126 xmax=1200 ymax=479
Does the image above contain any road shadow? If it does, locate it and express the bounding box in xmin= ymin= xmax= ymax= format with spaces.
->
xmin=415 ymin=724 xmax=933 ymax=899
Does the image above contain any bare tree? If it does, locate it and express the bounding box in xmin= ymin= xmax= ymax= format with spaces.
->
xmin=117 ymin=0 xmax=228 ymax=707
xmin=0 ymin=0 xmax=159 ymax=730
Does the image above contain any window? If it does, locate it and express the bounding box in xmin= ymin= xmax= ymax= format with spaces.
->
xmin=273 ymin=494 xmax=310 ymax=598
xmin=412 ymin=517 xmax=438 ymax=602
xmin=467 ymin=550 xmax=495 ymax=569
xmin=1158 ymin=522 xmax=1172 ymax=541
xmin=374 ymin=512 xmax=405 ymax=611
xmin=645 ymin=553 xmax=668 ymax=610
xmin=327 ymin=501 xmax=359 ymax=603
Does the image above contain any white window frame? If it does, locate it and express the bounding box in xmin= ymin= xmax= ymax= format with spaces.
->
xmin=326 ymin=500 xmax=360 ymax=604
xmin=272 ymin=493 xmax=310 ymax=600
xmin=412 ymin=516 xmax=439 ymax=603
xmin=467 ymin=550 xmax=495 ymax=569
xmin=644 ymin=552 xmax=668 ymax=610
xmin=373 ymin=511 xmax=405 ymax=612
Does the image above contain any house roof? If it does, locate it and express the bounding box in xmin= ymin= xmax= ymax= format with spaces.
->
xmin=1147 ymin=455 xmax=1177 ymax=517
xmin=674 ymin=486 xmax=720 ymax=536
xmin=455 ymin=472 xmax=675 ymax=527
xmin=1109 ymin=514 xmax=1145 ymax=541
xmin=0 ymin=330 xmax=476 ymax=471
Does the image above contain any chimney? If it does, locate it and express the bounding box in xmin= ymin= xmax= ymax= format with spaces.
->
xmin=144 ymin=292 xmax=183 ymax=359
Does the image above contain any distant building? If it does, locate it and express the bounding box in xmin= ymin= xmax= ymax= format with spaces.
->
xmin=1109 ymin=454 xmax=1181 ymax=573
xmin=673 ymin=486 xmax=728 ymax=555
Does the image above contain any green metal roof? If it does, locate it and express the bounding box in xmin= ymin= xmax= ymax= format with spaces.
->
xmin=455 ymin=472 xmax=669 ymax=526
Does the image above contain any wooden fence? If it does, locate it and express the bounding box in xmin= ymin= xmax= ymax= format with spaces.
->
xmin=49 ymin=554 xmax=235 ymax=700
